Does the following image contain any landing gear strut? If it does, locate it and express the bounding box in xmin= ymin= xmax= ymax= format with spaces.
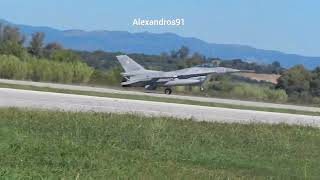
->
xmin=164 ymin=88 xmax=172 ymax=95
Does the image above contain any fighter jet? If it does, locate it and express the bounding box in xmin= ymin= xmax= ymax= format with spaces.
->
xmin=116 ymin=55 xmax=245 ymax=94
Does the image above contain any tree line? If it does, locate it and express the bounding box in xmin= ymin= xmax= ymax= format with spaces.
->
xmin=277 ymin=65 xmax=320 ymax=103
xmin=0 ymin=24 xmax=93 ymax=83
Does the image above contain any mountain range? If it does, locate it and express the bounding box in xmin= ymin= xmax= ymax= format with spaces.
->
xmin=1 ymin=19 xmax=320 ymax=69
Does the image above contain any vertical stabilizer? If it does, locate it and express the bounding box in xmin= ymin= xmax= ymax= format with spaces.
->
xmin=116 ymin=55 xmax=146 ymax=72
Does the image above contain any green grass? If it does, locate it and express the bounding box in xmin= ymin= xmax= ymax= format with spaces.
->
xmin=1 ymin=82 xmax=320 ymax=117
xmin=0 ymin=108 xmax=319 ymax=179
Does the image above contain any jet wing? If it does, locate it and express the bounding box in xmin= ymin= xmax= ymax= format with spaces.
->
xmin=167 ymin=67 xmax=253 ymax=78
xmin=121 ymin=77 xmax=163 ymax=86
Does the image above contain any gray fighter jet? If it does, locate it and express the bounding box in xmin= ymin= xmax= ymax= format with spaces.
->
xmin=116 ymin=55 xmax=245 ymax=94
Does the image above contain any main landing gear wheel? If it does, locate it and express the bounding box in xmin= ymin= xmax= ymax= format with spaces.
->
xmin=164 ymin=88 xmax=172 ymax=95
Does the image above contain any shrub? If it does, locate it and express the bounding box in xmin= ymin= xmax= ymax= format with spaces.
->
xmin=0 ymin=54 xmax=93 ymax=83
xmin=72 ymin=62 xmax=94 ymax=83
xmin=89 ymin=67 xmax=122 ymax=86
xmin=0 ymin=55 xmax=29 ymax=79
xmin=207 ymin=79 xmax=288 ymax=103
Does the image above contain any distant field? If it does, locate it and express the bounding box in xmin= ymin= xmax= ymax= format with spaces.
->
xmin=0 ymin=108 xmax=319 ymax=179
xmin=235 ymin=72 xmax=281 ymax=84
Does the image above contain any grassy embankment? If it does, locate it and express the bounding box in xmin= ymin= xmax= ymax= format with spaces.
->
xmin=1 ymin=82 xmax=320 ymax=116
xmin=0 ymin=108 xmax=319 ymax=179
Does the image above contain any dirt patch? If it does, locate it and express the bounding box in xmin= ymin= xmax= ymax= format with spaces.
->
xmin=235 ymin=72 xmax=281 ymax=84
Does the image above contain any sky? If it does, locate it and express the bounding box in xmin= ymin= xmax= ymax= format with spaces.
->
xmin=0 ymin=0 xmax=319 ymax=56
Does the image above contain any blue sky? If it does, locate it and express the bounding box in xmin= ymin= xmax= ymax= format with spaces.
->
xmin=0 ymin=0 xmax=319 ymax=56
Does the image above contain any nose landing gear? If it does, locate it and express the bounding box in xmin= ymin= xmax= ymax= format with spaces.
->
xmin=164 ymin=88 xmax=172 ymax=95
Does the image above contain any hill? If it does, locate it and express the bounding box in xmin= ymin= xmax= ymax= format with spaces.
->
xmin=1 ymin=19 xmax=320 ymax=69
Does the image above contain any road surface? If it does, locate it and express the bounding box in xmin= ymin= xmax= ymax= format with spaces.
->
xmin=0 ymin=88 xmax=319 ymax=127
xmin=0 ymin=79 xmax=319 ymax=113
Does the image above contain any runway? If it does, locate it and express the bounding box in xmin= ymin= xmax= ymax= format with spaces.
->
xmin=0 ymin=88 xmax=319 ymax=127
xmin=0 ymin=78 xmax=319 ymax=113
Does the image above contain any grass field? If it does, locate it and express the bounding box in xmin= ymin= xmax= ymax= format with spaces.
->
xmin=1 ymin=82 xmax=320 ymax=116
xmin=0 ymin=108 xmax=319 ymax=179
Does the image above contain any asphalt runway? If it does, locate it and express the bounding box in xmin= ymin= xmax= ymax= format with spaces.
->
xmin=0 ymin=78 xmax=319 ymax=113
xmin=0 ymin=88 xmax=319 ymax=127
